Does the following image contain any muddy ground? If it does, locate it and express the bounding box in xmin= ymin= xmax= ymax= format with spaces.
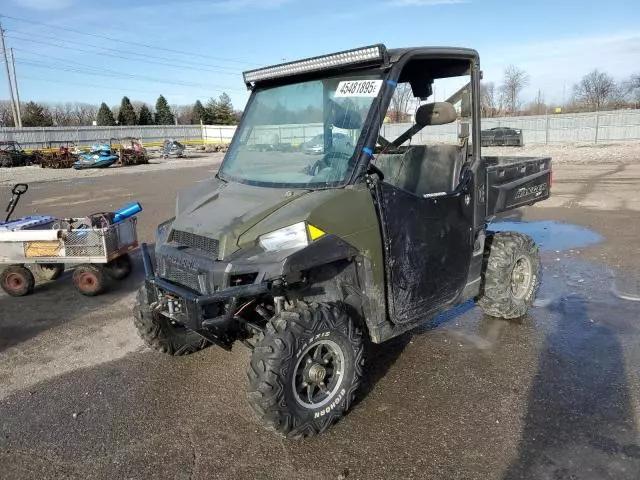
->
xmin=0 ymin=146 xmax=639 ymax=480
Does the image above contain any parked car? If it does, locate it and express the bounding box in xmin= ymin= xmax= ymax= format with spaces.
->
xmin=481 ymin=127 xmax=523 ymax=147
xmin=303 ymin=132 xmax=354 ymax=154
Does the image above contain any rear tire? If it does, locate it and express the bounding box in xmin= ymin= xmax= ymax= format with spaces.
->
xmin=1 ymin=265 xmax=35 ymax=297
xmin=73 ymin=264 xmax=108 ymax=296
xmin=133 ymin=284 xmax=210 ymax=356
xmin=477 ymin=232 xmax=541 ymax=319
xmin=104 ymin=254 xmax=132 ymax=280
xmin=247 ymin=302 xmax=364 ymax=438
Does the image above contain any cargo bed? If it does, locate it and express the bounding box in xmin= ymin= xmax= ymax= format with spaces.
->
xmin=483 ymin=156 xmax=552 ymax=216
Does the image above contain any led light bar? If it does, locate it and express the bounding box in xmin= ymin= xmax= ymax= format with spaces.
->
xmin=243 ymin=44 xmax=387 ymax=85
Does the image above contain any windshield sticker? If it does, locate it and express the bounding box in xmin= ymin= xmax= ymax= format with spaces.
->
xmin=335 ymin=80 xmax=383 ymax=98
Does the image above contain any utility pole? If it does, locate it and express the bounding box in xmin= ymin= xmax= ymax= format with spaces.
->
xmin=0 ymin=23 xmax=19 ymax=127
xmin=9 ymin=48 xmax=21 ymax=128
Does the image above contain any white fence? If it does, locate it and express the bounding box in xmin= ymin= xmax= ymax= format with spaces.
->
xmin=381 ymin=109 xmax=640 ymax=145
xmin=2 ymin=109 xmax=640 ymax=150
xmin=0 ymin=125 xmax=203 ymax=150
xmin=202 ymin=125 xmax=237 ymax=144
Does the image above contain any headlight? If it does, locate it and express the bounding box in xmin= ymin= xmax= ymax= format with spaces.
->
xmin=258 ymin=222 xmax=309 ymax=252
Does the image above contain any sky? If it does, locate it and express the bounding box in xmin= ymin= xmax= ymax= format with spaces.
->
xmin=1 ymin=0 xmax=639 ymax=110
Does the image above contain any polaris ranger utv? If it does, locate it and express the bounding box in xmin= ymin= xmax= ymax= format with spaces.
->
xmin=134 ymin=45 xmax=551 ymax=438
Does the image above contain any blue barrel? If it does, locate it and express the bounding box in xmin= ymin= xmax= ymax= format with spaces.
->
xmin=113 ymin=202 xmax=143 ymax=223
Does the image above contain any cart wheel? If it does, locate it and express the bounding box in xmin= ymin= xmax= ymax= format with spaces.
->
xmin=73 ymin=264 xmax=108 ymax=296
xmin=34 ymin=263 xmax=65 ymax=282
xmin=1 ymin=265 xmax=35 ymax=297
xmin=105 ymin=254 xmax=132 ymax=280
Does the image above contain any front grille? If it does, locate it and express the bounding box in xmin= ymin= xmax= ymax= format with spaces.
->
xmin=163 ymin=265 xmax=203 ymax=294
xmin=169 ymin=230 xmax=219 ymax=257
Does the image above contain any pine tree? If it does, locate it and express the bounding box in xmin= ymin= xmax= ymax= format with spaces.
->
xmin=138 ymin=104 xmax=153 ymax=125
xmin=22 ymin=102 xmax=53 ymax=127
xmin=191 ymin=100 xmax=207 ymax=124
xmin=96 ymin=102 xmax=116 ymax=126
xmin=216 ymin=92 xmax=236 ymax=125
xmin=117 ymin=96 xmax=138 ymax=125
xmin=154 ymin=95 xmax=174 ymax=125
xmin=205 ymin=97 xmax=219 ymax=124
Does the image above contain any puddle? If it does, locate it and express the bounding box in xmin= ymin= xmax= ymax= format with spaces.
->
xmin=488 ymin=220 xmax=603 ymax=252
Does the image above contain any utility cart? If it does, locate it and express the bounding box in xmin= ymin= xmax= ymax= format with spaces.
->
xmin=0 ymin=184 xmax=142 ymax=297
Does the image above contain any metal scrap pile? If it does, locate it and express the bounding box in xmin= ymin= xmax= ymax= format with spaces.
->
xmin=204 ymin=144 xmax=228 ymax=153
xmin=0 ymin=141 xmax=34 ymax=168
xmin=116 ymin=137 xmax=149 ymax=166
xmin=37 ymin=146 xmax=78 ymax=169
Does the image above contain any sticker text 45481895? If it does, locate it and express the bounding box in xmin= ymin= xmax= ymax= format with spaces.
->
xmin=334 ymin=80 xmax=383 ymax=98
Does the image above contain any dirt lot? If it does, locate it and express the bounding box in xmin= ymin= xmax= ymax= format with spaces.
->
xmin=0 ymin=151 xmax=225 ymax=187
xmin=1 ymin=142 xmax=638 ymax=187
xmin=0 ymin=143 xmax=639 ymax=480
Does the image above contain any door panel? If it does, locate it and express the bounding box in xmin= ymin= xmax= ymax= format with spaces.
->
xmin=375 ymin=181 xmax=474 ymax=324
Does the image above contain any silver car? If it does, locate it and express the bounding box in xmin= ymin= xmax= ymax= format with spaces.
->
xmin=303 ymin=132 xmax=353 ymax=155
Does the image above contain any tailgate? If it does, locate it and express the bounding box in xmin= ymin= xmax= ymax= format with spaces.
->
xmin=484 ymin=156 xmax=552 ymax=216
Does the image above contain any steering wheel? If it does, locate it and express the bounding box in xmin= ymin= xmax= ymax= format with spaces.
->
xmin=367 ymin=164 xmax=385 ymax=181
xmin=309 ymin=150 xmax=353 ymax=178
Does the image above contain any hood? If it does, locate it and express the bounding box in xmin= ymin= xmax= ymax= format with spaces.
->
xmin=168 ymin=177 xmax=309 ymax=259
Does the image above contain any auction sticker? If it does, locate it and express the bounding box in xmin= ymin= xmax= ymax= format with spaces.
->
xmin=335 ymin=80 xmax=383 ymax=98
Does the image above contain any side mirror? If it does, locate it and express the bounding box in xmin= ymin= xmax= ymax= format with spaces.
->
xmin=415 ymin=102 xmax=457 ymax=127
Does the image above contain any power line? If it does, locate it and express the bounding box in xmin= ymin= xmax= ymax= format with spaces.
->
xmin=6 ymin=29 xmax=243 ymax=73
xmin=18 ymin=74 xmax=217 ymax=96
xmin=6 ymin=34 xmax=242 ymax=76
xmin=15 ymin=58 xmax=246 ymax=92
xmin=0 ymin=13 xmax=260 ymax=67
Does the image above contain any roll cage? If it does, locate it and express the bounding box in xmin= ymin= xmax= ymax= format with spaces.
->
xmin=239 ymin=45 xmax=482 ymax=187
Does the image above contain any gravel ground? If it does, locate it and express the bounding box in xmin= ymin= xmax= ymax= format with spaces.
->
xmin=0 ymin=152 xmax=224 ymax=186
xmin=1 ymin=153 xmax=640 ymax=479
xmin=1 ymin=143 xmax=638 ymax=187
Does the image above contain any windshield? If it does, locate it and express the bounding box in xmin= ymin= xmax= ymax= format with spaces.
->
xmin=219 ymin=72 xmax=384 ymax=188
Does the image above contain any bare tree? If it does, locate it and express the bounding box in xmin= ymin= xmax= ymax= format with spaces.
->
xmin=74 ymin=103 xmax=98 ymax=125
xmin=49 ymin=102 xmax=76 ymax=126
xmin=111 ymin=105 xmax=120 ymax=124
xmin=624 ymin=73 xmax=640 ymax=106
xmin=171 ymin=104 xmax=192 ymax=125
xmin=529 ymin=90 xmax=547 ymax=115
xmin=0 ymin=100 xmax=15 ymax=127
xmin=389 ymin=83 xmax=417 ymax=123
xmin=480 ymin=82 xmax=497 ymax=117
xmin=500 ymin=65 xmax=529 ymax=114
xmin=572 ymin=69 xmax=619 ymax=111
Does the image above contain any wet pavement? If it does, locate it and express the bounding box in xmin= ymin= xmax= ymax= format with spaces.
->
xmin=1 ymin=166 xmax=640 ymax=479
xmin=489 ymin=220 xmax=604 ymax=252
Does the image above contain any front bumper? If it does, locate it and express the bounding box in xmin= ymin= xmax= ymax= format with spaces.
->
xmin=140 ymin=243 xmax=269 ymax=331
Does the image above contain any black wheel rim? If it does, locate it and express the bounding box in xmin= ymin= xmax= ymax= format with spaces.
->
xmin=292 ymin=339 xmax=345 ymax=409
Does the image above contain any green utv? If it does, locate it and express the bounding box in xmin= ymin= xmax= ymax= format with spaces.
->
xmin=134 ymin=45 xmax=551 ymax=438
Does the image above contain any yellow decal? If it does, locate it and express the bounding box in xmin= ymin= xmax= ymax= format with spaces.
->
xmin=307 ymin=224 xmax=326 ymax=241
